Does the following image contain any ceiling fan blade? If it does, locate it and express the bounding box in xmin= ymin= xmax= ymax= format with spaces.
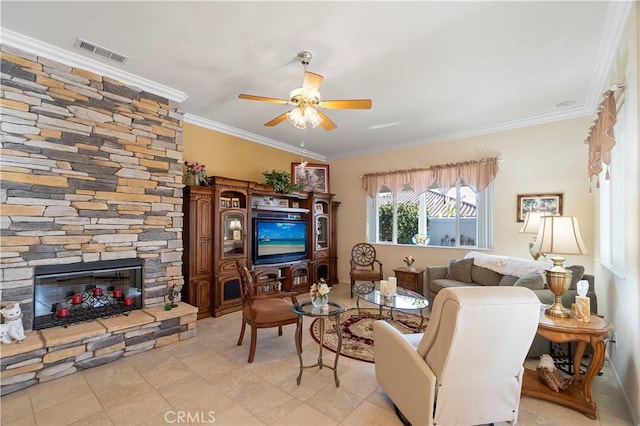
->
xmin=321 ymin=99 xmax=372 ymax=109
xmin=239 ymin=94 xmax=289 ymax=104
xmin=264 ymin=112 xmax=289 ymax=127
xmin=317 ymin=111 xmax=337 ymax=131
xmin=303 ymin=71 xmax=324 ymax=93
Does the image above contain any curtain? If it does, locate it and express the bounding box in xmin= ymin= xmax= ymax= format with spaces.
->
xmin=362 ymin=158 xmax=499 ymax=197
xmin=585 ymin=85 xmax=624 ymax=189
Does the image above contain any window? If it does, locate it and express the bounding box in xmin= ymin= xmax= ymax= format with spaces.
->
xmin=598 ymin=100 xmax=626 ymax=276
xmin=367 ymin=179 xmax=493 ymax=248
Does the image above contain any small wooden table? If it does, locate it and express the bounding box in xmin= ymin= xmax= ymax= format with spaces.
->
xmin=394 ymin=266 xmax=425 ymax=293
xmin=521 ymin=312 xmax=612 ymax=419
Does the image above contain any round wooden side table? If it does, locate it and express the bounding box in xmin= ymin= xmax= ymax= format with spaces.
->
xmin=521 ymin=312 xmax=613 ymax=419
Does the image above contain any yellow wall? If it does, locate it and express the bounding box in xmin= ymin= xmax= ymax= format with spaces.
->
xmin=183 ymin=118 xmax=594 ymax=284
xmin=331 ymin=116 xmax=594 ymax=283
xmin=183 ymin=122 xmax=303 ymax=183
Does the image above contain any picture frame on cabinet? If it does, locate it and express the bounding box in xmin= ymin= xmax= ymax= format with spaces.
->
xmin=291 ymin=163 xmax=330 ymax=193
xmin=278 ymin=199 xmax=289 ymax=207
xmin=231 ymin=198 xmax=240 ymax=208
xmin=314 ymin=203 xmax=324 ymax=214
xmin=291 ymin=201 xmax=300 ymax=208
xmin=220 ymin=197 xmax=231 ymax=208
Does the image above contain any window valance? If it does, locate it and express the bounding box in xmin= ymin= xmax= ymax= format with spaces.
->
xmin=585 ymin=83 xmax=625 ymax=190
xmin=362 ymin=157 xmax=499 ymax=197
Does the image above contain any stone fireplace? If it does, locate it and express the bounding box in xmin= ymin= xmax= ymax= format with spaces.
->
xmin=0 ymin=43 xmax=195 ymax=395
xmin=0 ymin=44 xmax=185 ymax=326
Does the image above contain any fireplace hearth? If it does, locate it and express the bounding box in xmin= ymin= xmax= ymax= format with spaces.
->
xmin=33 ymin=258 xmax=143 ymax=330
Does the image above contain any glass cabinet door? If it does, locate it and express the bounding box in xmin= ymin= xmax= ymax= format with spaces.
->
xmin=316 ymin=216 xmax=328 ymax=250
xmin=222 ymin=212 xmax=245 ymax=257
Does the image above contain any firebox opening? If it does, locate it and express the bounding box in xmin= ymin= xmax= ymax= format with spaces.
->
xmin=33 ymin=258 xmax=144 ymax=330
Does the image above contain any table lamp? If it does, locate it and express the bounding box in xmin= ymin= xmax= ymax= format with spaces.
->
xmin=519 ymin=211 xmax=547 ymax=260
xmin=530 ymin=216 xmax=588 ymax=317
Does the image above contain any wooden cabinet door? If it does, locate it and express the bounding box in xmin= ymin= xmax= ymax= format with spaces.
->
xmin=195 ymin=196 xmax=212 ymax=276
xmin=189 ymin=277 xmax=211 ymax=318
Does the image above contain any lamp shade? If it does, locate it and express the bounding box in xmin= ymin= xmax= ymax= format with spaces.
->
xmin=530 ymin=216 xmax=588 ymax=256
xmin=520 ymin=211 xmax=547 ymax=234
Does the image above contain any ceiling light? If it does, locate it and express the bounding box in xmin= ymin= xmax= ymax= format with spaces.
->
xmin=555 ymin=100 xmax=577 ymax=108
xmin=287 ymin=107 xmax=307 ymax=129
xmin=287 ymin=106 xmax=323 ymax=129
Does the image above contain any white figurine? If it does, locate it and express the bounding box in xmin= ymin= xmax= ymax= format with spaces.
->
xmin=0 ymin=302 xmax=26 ymax=344
xmin=168 ymin=284 xmax=183 ymax=306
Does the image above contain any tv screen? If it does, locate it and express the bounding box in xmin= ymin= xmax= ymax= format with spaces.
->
xmin=253 ymin=219 xmax=308 ymax=264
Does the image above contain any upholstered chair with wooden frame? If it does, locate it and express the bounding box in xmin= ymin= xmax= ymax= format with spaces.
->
xmin=349 ymin=243 xmax=383 ymax=298
xmin=374 ymin=286 xmax=540 ymax=426
xmin=235 ymin=261 xmax=300 ymax=363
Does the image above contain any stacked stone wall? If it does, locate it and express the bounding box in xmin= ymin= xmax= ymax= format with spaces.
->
xmin=0 ymin=45 xmax=185 ymax=329
xmin=0 ymin=303 xmax=198 ymax=395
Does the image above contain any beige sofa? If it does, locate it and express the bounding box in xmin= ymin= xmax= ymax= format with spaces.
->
xmin=425 ymin=252 xmax=597 ymax=357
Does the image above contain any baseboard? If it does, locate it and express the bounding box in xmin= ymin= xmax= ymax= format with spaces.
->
xmin=606 ymin=352 xmax=639 ymax=425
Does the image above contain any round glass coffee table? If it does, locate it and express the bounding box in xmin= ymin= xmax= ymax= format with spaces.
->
xmin=292 ymin=301 xmax=347 ymax=387
xmin=353 ymin=287 xmax=429 ymax=331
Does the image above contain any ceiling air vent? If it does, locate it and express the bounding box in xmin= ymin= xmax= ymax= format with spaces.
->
xmin=75 ymin=38 xmax=129 ymax=64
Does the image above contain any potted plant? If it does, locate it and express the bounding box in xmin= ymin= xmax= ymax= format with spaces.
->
xmin=262 ymin=170 xmax=303 ymax=194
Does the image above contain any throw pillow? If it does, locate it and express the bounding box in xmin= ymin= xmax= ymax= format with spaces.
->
xmin=565 ymin=265 xmax=585 ymax=290
xmin=446 ymin=258 xmax=473 ymax=283
xmin=513 ymin=273 xmax=545 ymax=290
xmin=498 ymin=275 xmax=519 ymax=286
xmin=471 ymin=265 xmax=502 ymax=286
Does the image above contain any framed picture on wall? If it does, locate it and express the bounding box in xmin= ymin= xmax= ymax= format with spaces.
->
xmin=516 ymin=193 xmax=563 ymax=222
xmin=291 ymin=163 xmax=330 ymax=193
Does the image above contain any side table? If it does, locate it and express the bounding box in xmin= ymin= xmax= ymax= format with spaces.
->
xmin=521 ymin=312 xmax=613 ymax=419
xmin=292 ymin=301 xmax=346 ymax=387
xmin=394 ymin=266 xmax=425 ymax=294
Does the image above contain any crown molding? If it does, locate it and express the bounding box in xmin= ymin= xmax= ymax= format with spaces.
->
xmin=327 ymin=106 xmax=593 ymax=161
xmin=583 ymin=1 xmax=633 ymax=110
xmin=183 ymin=113 xmax=327 ymax=163
xmin=1 ymin=28 xmax=188 ymax=103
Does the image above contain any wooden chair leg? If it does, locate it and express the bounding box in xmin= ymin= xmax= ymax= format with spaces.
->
xmin=278 ymin=325 xmax=283 ymax=336
xmin=350 ymin=278 xmax=354 ymax=298
xmin=248 ymin=326 xmax=257 ymax=363
xmin=237 ymin=317 xmax=246 ymax=346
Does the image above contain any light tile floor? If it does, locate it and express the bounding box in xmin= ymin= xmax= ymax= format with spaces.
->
xmin=1 ymin=283 xmax=634 ymax=425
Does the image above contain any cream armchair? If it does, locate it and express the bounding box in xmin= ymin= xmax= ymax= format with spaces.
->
xmin=374 ymin=286 xmax=540 ymax=426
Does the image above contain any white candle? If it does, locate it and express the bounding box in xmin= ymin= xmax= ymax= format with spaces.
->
xmin=388 ymin=277 xmax=397 ymax=296
xmin=380 ymin=280 xmax=389 ymax=296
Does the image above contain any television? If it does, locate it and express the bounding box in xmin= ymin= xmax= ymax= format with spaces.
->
xmin=252 ymin=218 xmax=308 ymax=265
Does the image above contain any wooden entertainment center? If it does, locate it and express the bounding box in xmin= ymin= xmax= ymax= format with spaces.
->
xmin=183 ymin=176 xmax=339 ymax=319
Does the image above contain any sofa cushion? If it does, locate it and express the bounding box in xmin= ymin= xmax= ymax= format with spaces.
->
xmin=447 ymin=258 xmax=473 ymax=283
xmin=471 ymin=265 xmax=503 ymax=286
xmin=566 ymin=265 xmax=585 ymax=290
xmin=499 ymin=275 xmax=519 ymax=286
xmin=430 ymin=278 xmax=474 ymax=294
xmin=514 ymin=273 xmax=545 ymax=290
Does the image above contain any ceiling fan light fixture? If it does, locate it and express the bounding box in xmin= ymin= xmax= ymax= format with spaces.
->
xmin=306 ymin=107 xmax=322 ymax=128
xmin=286 ymin=106 xmax=323 ymax=129
xmin=287 ymin=107 xmax=307 ymax=129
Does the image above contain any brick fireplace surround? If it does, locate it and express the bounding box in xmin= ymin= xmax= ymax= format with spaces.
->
xmin=0 ymin=44 xmax=196 ymax=395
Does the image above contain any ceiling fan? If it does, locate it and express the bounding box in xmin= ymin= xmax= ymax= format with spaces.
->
xmin=238 ymin=51 xmax=372 ymax=131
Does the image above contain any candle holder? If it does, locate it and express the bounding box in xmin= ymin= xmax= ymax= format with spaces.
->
xmin=49 ymin=288 xmax=137 ymax=328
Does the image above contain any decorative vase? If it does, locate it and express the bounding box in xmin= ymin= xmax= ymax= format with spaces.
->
xmin=186 ymin=174 xmax=197 ymax=186
xmin=311 ymin=294 xmax=328 ymax=308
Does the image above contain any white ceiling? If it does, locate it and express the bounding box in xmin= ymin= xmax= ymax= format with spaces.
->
xmin=0 ymin=1 xmax=630 ymax=162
